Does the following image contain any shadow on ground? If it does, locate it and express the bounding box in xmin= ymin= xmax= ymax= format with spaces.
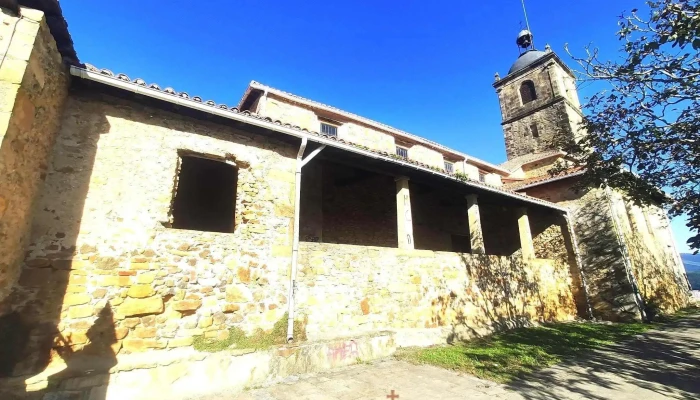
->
xmin=507 ymin=316 xmax=700 ymax=399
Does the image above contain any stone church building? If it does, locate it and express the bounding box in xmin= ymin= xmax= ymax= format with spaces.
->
xmin=0 ymin=2 xmax=691 ymax=399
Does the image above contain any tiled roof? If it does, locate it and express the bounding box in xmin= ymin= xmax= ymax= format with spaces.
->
xmin=240 ymin=81 xmax=512 ymax=176
xmin=71 ymin=64 xmax=569 ymax=212
xmin=499 ymin=150 xmax=566 ymax=172
xmin=506 ymin=167 xmax=585 ymax=190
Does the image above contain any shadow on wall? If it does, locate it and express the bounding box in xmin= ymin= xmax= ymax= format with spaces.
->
xmin=572 ymin=192 xmax=642 ymax=322
xmin=0 ymin=91 xmax=111 ymax=398
xmin=529 ymin=210 xmax=590 ymax=319
xmin=433 ymin=253 xmax=577 ymax=344
xmin=624 ymin=223 xmax=690 ymax=318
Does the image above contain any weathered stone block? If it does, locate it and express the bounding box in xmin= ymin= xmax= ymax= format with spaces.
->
xmin=223 ymin=304 xmax=241 ymax=313
xmin=127 ymin=285 xmax=155 ymax=298
xmin=68 ymin=305 xmax=93 ymax=319
xmin=136 ymin=273 xmax=156 ymax=284
xmin=226 ymin=285 xmax=252 ymax=303
xmin=133 ymin=327 xmax=157 ymax=338
xmin=237 ymin=267 xmax=251 ymax=283
xmin=119 ymin=297 xmax=164 ymax=317
xmin=172 ymin=300 xmax=202 ymax=312
xmin=63 ymin=294 xmax=90 ymax=306
xmin=96 ymin=257 xmax=120 ymax=270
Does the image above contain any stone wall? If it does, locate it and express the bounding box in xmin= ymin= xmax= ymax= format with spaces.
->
xmin=0 ymin=332 xmax=396 ymax=400
xmin=337 ymin=122 xmax=395 ymax=154
xmin=407 ymin=144 xmax=444 ymax=169
xmin=609 ymin=193 xmax=690 ymax=315
xmin=296 ymin=243 xmax=578 ymax=342
xmin=261 ymin=95 xmax=319 ymax=132
xmin=526 ymin=181 xmax=641 ymax=320
xmin=521 ymin=156 xmax=562 ymax=179
xmin=316 ymin=161 xmax=397 ymax=247
xmin=496 ymin=58 xmax=582 ymax=160
xmin=502 ymin=101 xmax=574 ymax=160
xmin=524 ymin=179 xmax=689 ymax=320
xmin=0 ymin=7 xmax=69 ymax=301
xmin=497 ymin=64 xmax=557 ymax=123
xmin=0 ymin=90 xmax=299 ymax=377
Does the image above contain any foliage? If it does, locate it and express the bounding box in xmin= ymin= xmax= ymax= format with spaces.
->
xmin=192 ymin=312 xmax=307 ymax=352
xmin=563 ymin=0 xmax=700 ymax=251
xmin=453 ymin=171 xmax=469 ymax=182
xmin=397 ymin=306 xmax=700 ymax=383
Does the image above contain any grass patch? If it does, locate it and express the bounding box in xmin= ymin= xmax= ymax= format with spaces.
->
xmin=396 ymin=305 xmax=700 ymax=383
xmin=193 ymin=312 xmax=307 ymax=352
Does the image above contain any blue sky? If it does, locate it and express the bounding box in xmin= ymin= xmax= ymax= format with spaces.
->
xmin=60 ymin=0 xmax=694 ymax=253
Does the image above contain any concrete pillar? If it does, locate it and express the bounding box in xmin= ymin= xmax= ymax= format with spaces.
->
xmin=517 ymin=207 xmax=536 ymax=261
xmin=395 ymin=176 xmax=414 ymax=249
xmin=466 ymin=194 xmax=485 ymax=254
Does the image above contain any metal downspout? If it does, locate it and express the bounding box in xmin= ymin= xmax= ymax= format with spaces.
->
xmin=563 ymin=211 xmax=593 ymax=319
xmin=603 ymin=184 xmax=647 ymax=321
xmin=287 ymin=139 xmax=325 ymax=342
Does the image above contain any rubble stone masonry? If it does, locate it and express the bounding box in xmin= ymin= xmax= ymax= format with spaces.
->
xmin=0 ymin=8 xmax=69 ymax=301
xmin=296 ymin=243 xmax=578 ymax=342
xmin=525 ymin=179 xmax=689 ymax=320
xmin=1 ymin=90 xmax=298 ymax=376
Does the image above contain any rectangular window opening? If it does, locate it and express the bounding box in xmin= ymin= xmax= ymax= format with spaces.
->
xmin=444 ymin=161 xmax=454 ymax=173
xmin=396 ymin=146 xmax=408 ymax=159
xmin=530 ymin=123 xmax=540 ymax=138
xmin=171 ymin=155 xmax=238 ymax=233
xmin=478 ymin=172 xmax=486 ymax=183
xmin=320 ymin=122 xmax=338 ymax=137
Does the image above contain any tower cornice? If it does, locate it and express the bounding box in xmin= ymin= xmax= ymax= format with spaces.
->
xmin=494 ymin=52 xmax=576 ymax=88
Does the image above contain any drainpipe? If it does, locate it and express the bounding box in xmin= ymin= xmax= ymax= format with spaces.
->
xmin=563 ymin=211 xmax=593 ymax=319
xmin=287 ymin=138 xmax=326 ymax=342
xmin=603 ymin=184 xmax=647 ymax=322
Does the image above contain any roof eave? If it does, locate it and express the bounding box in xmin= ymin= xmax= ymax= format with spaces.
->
xmin=494 ymin=52 xmax=575 ymax=88
xmin=247 ymin=81 xmax=513 ymax=176
xmin=70 ymin=65 xmax=568 ymax=213
xmin=512 ymin=170 xmax=585 ymax=191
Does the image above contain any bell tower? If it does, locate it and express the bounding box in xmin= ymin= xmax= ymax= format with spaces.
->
xmin=493 ymin=30 xmax=585 ymax=160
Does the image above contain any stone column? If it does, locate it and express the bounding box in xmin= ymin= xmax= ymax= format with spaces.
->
xmin=466 ymin=194 xmax=485 ymax=254
xmin=395 ymin=176 xmax=414 ymax=250
xmin=517 ymin=207 xmax=536 ymax=261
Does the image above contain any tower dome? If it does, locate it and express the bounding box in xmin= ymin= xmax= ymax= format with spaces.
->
xmin=508 ymin=30 xmax=546 ymax=74
xmin=508 ymin=50 xmax=547 ymax=74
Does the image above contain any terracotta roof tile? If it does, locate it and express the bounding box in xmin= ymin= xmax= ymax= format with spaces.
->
xmin=499 ymin=150 xmax=566 ymax=172
xmin=506 ymin=167 xmax=585 ymax=190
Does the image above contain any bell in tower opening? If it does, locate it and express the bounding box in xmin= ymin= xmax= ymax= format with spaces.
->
xmin=516 ymin=30 xmax=534 ymax=52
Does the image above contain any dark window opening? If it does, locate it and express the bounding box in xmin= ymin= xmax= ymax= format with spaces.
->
xmin=478 ymin=172 xmax=486 ymax=182
xmin=396 ymin=146 xmax=408 ymax=159
xmin=451 ymin=234 xmax=471 ymax=253
xmin=520 ymin=80 xmax=537 ymax=104
xmin=172 ymin=156 xmax=237 ymax=233
xmin=530 ymin=123 xmax=540 ymax=138
xmin=320 ymin=122 xmax=338 ymax=137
